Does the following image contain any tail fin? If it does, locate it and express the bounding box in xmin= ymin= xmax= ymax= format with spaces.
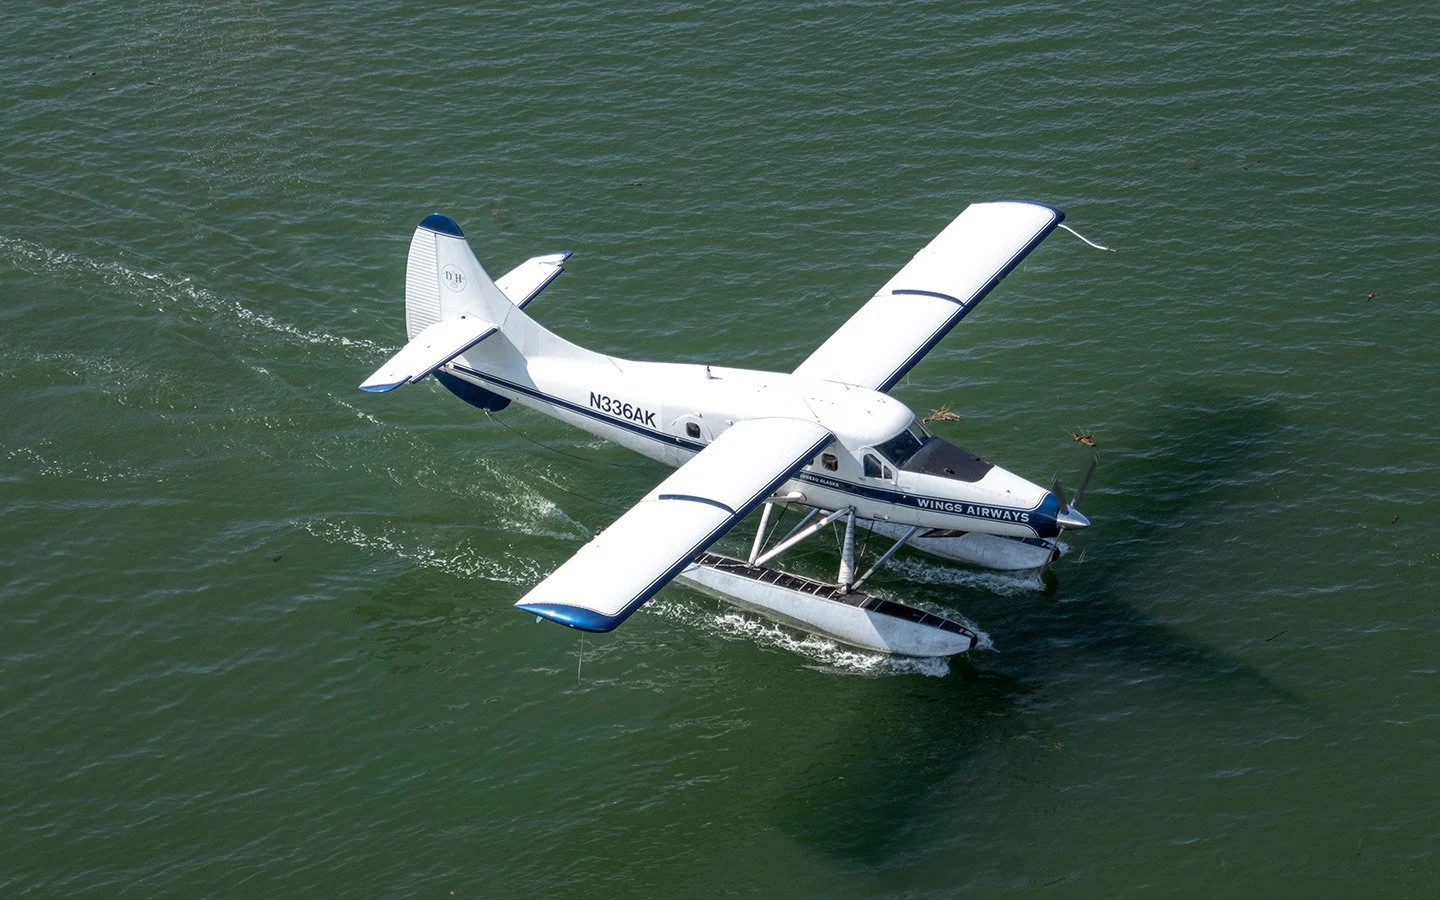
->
xmin=355 ymin=211 xmax=606 ymax=399
xmin=364 ymin=213 xmax=590 ymax=394
xmin=405 ymin=214 xmax=514 ymax=339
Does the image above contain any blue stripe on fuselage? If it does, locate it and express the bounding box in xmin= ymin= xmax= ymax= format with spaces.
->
xmin=795 ymin=471 xmax=1054 ymax=536
xmin=445 ymin=364 xmax=1055 ymax=536
xmin=450 ymin=364 xmax=703 ymax=452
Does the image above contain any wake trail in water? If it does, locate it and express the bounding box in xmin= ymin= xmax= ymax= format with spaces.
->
xmin=2 ymin=441 xmax=164 ymax=485
xmin=0 ymin=234 xmax=387 ymax=356
xmin=304 ymin=519 xmax=543 ymax=586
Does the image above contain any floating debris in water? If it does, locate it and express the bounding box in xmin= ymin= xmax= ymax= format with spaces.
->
xmin=921 ymin=404 xmax=962 ymax=424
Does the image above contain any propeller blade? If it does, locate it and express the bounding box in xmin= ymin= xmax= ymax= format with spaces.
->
xmin=1050 ymin=475 xmax=1069 ymax=515
xmin=1071 ymin=454 xmax=1099 ymax=508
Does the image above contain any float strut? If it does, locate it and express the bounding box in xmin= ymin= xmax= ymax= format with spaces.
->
xmin=778 ymin=507 xmax=819 ymax=544
xmin=749 ymin=502 xmax=774 ymax=565
xmin=754 ymin=507 xmax=851 ymax=568
xmin=852 ymin=525 xmax=920 ymax=593
xmin=838 ymin=510 xmax=857 ymax=592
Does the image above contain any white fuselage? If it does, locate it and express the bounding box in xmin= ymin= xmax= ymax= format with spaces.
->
xmin=442 ymin=338 xmax=1065 ymax=539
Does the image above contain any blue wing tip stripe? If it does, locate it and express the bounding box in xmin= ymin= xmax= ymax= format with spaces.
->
xmin=516 ymin=602 xmax=621 ymax=633
xmin=359 ymin=380 xmax=405 ymax=393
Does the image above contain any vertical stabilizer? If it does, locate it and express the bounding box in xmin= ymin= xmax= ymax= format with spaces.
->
xmin=402 ymin=213 xmax=595 ymax=365
xmin=405 ymin=214 xmax=512 ymax=339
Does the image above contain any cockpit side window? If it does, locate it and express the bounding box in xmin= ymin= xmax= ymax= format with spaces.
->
xmin=875 ymin=423 xmax=931 ymax=467
xmin=863 ymin=453 xmax=883 ymax=478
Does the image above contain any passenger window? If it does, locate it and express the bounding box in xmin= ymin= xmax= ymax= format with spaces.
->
xmin=821 ymin=453 xmax=838 ymax=471
xmin=863 ymin=454 xmax=883 ymax=478
xmin=686 ymin=422 xmax=701 ymax=439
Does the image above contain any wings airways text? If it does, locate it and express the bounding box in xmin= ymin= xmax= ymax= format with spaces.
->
xmin=915 ymin=496 xmax=1031 ymax=523
xmin=800 ymin=472 xmax=1033 ymax=523
xmin=589 ymin=391 xmax=656 ymax=427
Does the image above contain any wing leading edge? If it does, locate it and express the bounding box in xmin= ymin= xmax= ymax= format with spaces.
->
xmin=793 ymin=201 xmax=1064 ymax=392
xmin=516 ymin=417 xmax=833 ymax=633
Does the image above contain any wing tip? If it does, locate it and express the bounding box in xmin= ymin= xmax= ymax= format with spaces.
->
xmin=516 ymin=602 xmax=623 ymax=633
xmin=985 ymin=199 xmax=1066 ymax=225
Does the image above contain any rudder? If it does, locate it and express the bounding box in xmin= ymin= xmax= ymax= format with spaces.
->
xmin=405 ymin=214 xmax=513 ymax=339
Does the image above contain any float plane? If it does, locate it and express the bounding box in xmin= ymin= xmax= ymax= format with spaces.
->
xmin=360 ymin=201 xmax=1094 ymax=657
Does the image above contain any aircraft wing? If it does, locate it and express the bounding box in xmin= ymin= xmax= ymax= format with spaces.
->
xmin=515 ymin=417 xmax=833 ymax=632
xmin=792 ymin=201 xmax=1064 ymax=392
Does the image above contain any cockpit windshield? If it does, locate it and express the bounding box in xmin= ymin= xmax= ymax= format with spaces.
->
xmin=875 ymin=422 xmax=931 ymax=467
xmin=876 ymin=420 xmax=995 ymax=482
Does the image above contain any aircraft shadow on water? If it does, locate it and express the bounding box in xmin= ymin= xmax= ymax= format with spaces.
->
xmin=758 ymin=394 xmax=1307 ymax=864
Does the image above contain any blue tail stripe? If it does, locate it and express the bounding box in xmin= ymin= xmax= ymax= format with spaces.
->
xmin=418 ymin=213 xmax=464 ymax=238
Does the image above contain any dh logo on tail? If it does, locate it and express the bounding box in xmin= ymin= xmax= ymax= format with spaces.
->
xmin=442 ymin=265 xmax=466 ymax=292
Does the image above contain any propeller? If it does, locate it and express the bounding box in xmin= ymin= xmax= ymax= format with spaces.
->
xmin=1042 ymin=454 xmax=1099 ymax=573
xmin=1050 ymin=454 xmax=1099 ymax=532
xmin=1049 ymin=474 xmax=1069 ymax=514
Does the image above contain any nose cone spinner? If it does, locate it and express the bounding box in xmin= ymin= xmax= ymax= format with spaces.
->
xmin=1056 ymin=506 xmax=1091 ymax=530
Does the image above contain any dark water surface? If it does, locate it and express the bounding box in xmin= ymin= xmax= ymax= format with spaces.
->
xmin=3 ymin=1 xmax=1438 ymax=895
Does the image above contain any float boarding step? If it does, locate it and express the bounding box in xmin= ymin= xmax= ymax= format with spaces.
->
xmin=681 ymin=552 xmax=979 ymax=657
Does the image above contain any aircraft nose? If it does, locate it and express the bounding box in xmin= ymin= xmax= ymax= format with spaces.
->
xmin=1055 ymin=506 xmax=1091 ymax=530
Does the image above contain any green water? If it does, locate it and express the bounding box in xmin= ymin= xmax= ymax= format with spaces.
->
xmin=3 ymin=1 xmax=1438 ymax=895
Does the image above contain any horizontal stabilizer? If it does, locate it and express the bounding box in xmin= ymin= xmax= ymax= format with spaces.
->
xmin=515 ymin=417 xmax=833 ymax=632
xmin=359 ymin=315 xmax=497 ymax=393
xmin=495 ymin=252 xmax=572 ymax=309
